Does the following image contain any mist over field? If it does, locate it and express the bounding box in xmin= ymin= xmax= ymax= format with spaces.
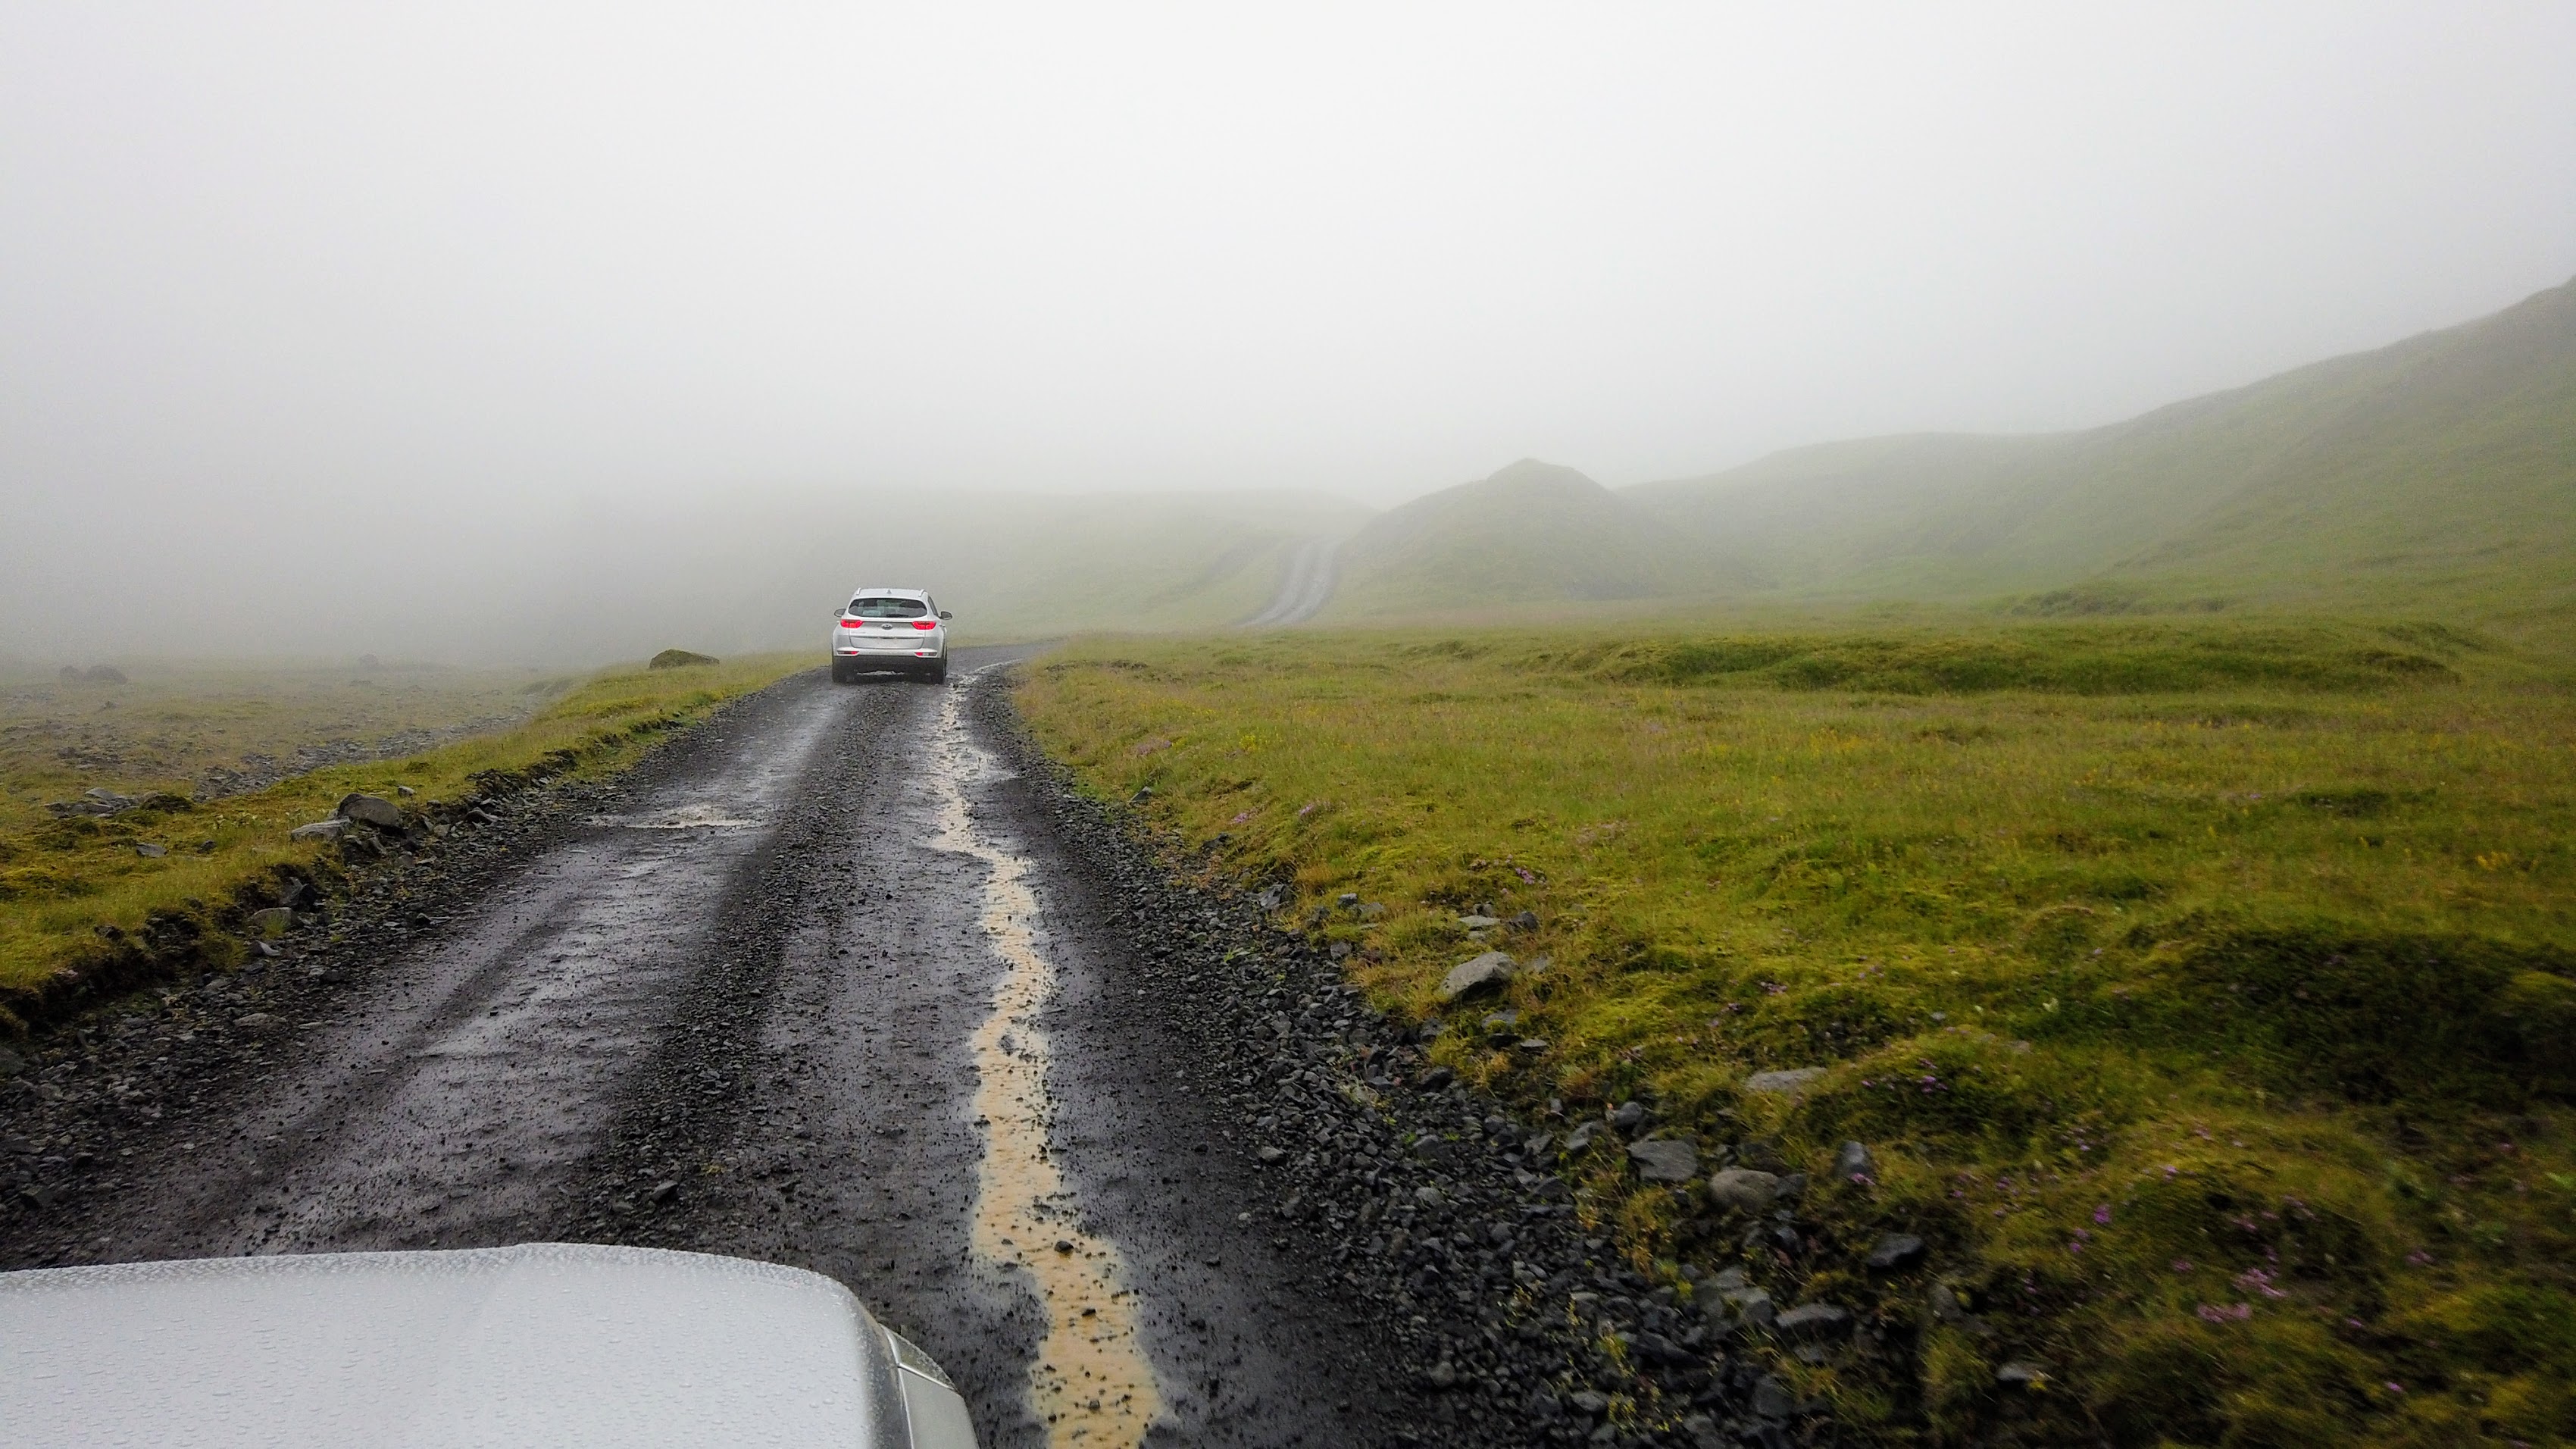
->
xmin=16 ymin=13 xmax=2576 ymax=1447
xmin=5 ymin=4 xmax=2574 ymax=664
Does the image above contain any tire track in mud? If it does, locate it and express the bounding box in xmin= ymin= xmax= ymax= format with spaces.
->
xmin=559 ymin=681 xmax=924 ymax=1234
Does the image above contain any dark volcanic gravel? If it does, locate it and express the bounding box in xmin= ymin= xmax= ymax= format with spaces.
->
xmin=0 ymin=658 xmax=1820 ymax=1449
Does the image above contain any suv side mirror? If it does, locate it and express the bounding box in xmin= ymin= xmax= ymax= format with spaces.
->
xmin=939 ymin=611 xmax=953 ymax=620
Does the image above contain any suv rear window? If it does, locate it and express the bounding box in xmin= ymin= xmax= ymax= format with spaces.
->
xmin=848 ymin=597 xmax=928 ymax=619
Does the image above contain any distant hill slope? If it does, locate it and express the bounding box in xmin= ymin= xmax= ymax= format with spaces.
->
xmin=441 ymin=490 xmax=1377 ymax=662
xmin=1322 ymin=459 xmax=1713 ymax=618
xmin=1307 ymin=279 xmax=2574 ymax=628
xmin=1627 ymin=276 xmax=2576 ymax=615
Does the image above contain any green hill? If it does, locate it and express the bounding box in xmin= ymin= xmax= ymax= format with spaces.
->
xmin=1318 ymin=278 xmax=2576 ymax=632
xmin=1630 ymin=276 xmax=2576 ymax=621
xmin=1322 ymin=458 xmax=1713 ymax=619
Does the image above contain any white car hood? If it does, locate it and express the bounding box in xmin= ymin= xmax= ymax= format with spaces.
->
xmin=0 ymin=1243 xmax=911 ymax=1448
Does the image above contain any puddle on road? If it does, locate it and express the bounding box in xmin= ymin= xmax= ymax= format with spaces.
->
xmin=584 ymin=804 xmax=759 ymax=831
xmin=931 ymin=678 xmax=1164 ymax=1447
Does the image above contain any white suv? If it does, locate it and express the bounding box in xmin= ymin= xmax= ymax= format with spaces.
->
xmin=0 ymin=1244 xmax=980 ymax=1447
xmin=831 ymin=587 xmax=951 ymax=684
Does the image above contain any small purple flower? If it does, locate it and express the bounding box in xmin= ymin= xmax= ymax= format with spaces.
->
xmin=2093 ymin=1204 xmax=2112 ymax=1226
xmin=2233 ymin=1268 xmax=2290 ymax=1300
xmin=2171 ymin=1259 xmax=2194 ymax=1274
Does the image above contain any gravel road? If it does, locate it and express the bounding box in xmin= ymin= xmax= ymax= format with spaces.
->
xmin=3 ymin=655 xmax=1806 ymax=1449
xmin=1240 ymin=539 xmax=1339 ymax=627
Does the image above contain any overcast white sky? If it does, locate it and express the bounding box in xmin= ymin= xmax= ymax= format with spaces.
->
xmin=6 ymin=2 xmax=2575 ymax=633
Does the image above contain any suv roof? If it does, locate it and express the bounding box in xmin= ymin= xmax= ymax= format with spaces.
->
xmin=0 ymin=1244 xmax=910 ymax=1447
xmin=847 ymin=587 xmax=930 ymax=599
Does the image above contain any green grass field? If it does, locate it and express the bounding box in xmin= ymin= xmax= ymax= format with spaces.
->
xmin=1018 ymin=617 xmax=2576 ymax=1447
xmin=0 ymin=655 xmax=805 ymax=1021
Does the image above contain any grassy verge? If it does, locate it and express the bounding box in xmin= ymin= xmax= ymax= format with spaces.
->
xmin=1016 ymin=618 xmax=2576 ymax=1447
xmin=0 ymin=655 xmax=806 ymax=1025
xmin=0 ymin=659 xmax=571 ymax=809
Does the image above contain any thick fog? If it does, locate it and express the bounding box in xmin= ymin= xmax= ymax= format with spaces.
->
xmin=6 ymin=3 xmax=2574 ymax=662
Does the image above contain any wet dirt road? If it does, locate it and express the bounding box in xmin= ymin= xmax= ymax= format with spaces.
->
xmin=3 ymin=654 xmax=1414 ymax=1447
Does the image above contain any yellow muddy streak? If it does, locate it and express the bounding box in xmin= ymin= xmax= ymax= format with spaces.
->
xmin=931 ymin=684 xmax=1164 ymax=1447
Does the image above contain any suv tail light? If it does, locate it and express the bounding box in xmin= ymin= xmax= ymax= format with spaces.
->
xmin=838 ymin=618 xmax=863 ymax=628
xmin=911 ymin=620 xmax=938 ymax=631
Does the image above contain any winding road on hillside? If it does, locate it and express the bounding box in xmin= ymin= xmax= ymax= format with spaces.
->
xmin=0 ymin=653 xmax=1422 ymax=1448
xmin=1242 ymin=539 xmax=1339 ymax=627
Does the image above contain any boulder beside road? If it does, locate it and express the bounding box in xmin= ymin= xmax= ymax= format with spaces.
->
xmin=1741 ymin=1066 xmax=1826 ymax=1097
xmin=45 ymin=788 xmax=137 ymax=818
xmin=335 ymin=793 xmax=406 ymax=830
xmin=1776 ymin=1303 xmax=1852 ymax=1341
xmin=1439 ymin=951 xmax=1518 ymax=1000
xmin=1707 ymin=1167 xmax=1781 ymax=1214
xmin=1627 ymin=1139 xmax=1700 ymax=1183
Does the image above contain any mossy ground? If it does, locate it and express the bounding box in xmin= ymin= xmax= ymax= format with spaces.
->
xmin=1014 ymin=618 xmax=2576 ymax=1447
xmin=0 ymin=656 xmax=805 ymax=1013
xmin=0 ymin=660 xmax=564 ymax=807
